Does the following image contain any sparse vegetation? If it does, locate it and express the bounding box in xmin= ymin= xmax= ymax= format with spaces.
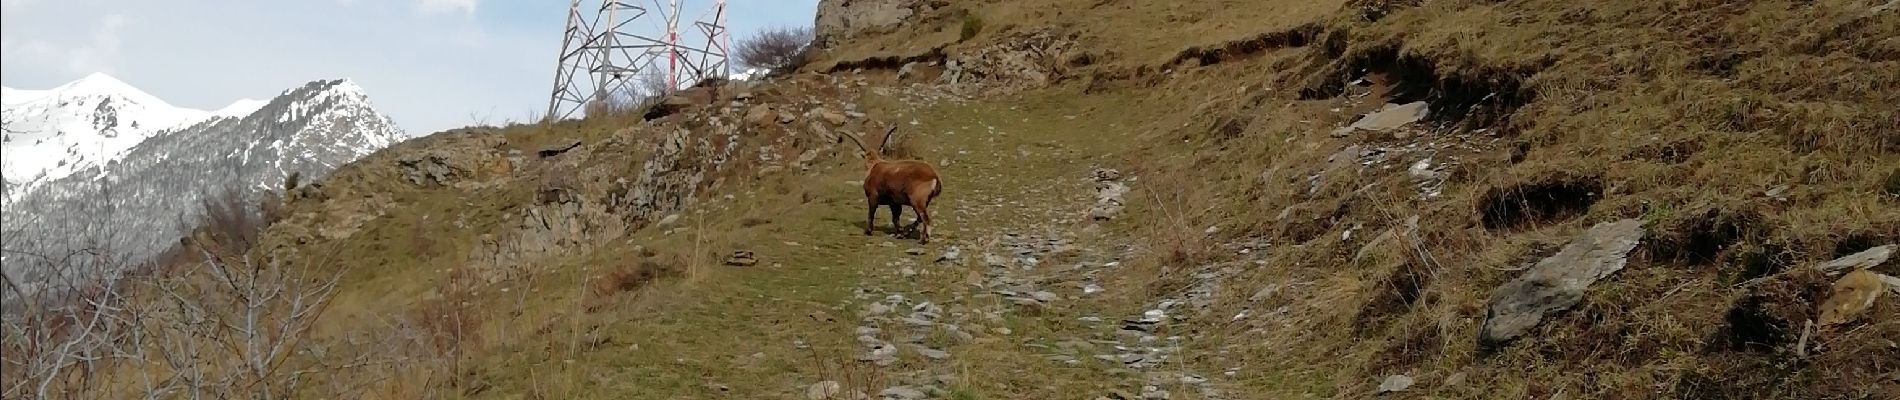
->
xmin=196 ymin=186 xmax=272 ymax=253
xmin=13 ymin=0 xmax=1899 ymax=398
xmin=736 ymin=26 xmax=814 ymax=74
xmin=1885 ymin=168 xmax=1900 ymax=198
xmin=958 ymin=11 xmax=983 ymax=42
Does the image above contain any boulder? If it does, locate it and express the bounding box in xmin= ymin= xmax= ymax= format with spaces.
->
xmin=814 ymin=0 xmax=918 ymax=48
xmin=1377 ymin=374 xmax=1414 ymax=394
xmin=397 ymin=152 xmax=465 ymax=186
xmin=296 ymin=182 xmax=327 ymax=202
xmin=1817 ymin=269 xmax=1887 ymax=327
xmin=745 ymin=105 xmax=777 ymax=126
xmin=818 ymin=109 xmax=849 ymax=126
xmin=1480 ymin=219 xmax=1646 ymax=346
xmin=807 ymin=381 xmax=841 ymax=400
xmin=673 ymin=87 xmax=715 ymax=105
xmin=879 ymin=386 xmax=927 ymax=400
xmin=645 ymin=88 xmax=717 ymax=120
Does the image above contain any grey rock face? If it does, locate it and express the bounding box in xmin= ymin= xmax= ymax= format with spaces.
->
xmin=398 ymin=152 xmax=462 ymax=186
xmin=1480 ymin=219 xmax=1646 ymax=345
xmin=813 ymin=0 xmax=919 ymax=48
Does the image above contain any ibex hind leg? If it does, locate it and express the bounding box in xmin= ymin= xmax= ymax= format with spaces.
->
xmin=888 ymin=204 xmax=905 ymax=237
xmin=864 ymin=202 xmax=877 ymax=236
xmin=914 ymin=205 xmax=932 ymax=244
xmin=909 ymin=198 xmax=933 ymax=244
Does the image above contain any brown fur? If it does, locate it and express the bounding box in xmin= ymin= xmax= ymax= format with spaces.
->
xmin=842 ymin=126 xmax=943 ymax=244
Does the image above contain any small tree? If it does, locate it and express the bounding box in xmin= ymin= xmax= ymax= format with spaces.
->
xmin=959 ymin=11 xmax=984 ymax=41
xmin=735 ymin=26 xmax=814 ymax=74
xmin=198 ymin=186 xmax=267 ymax=254
xmin=284 ymin=172 xmax=302 ymax=193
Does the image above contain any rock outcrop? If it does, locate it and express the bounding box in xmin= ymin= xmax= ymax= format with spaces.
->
xmin=814 ymin=0 xmax=922 ymax=48
xmin=940 ymin=31 xmax=1077 ymax=94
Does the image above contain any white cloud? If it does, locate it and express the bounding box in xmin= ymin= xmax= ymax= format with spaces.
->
xmin=66 ymin=15 xmax=128 ymax=74
xmin=415 ymin=0 xmax=476 ymax=17
xmin=0 ymin=14 xmax=127 ymax=76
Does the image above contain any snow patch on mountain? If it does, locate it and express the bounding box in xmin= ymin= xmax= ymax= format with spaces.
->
xmin=1 ymin=73 xmax=221 ymax=196
xmin=3 ymin=76 xmax=407 ymax=303
xmin=214 ymin=98 xmax=269 ymax=118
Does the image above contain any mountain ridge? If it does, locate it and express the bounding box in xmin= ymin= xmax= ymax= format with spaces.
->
xmin=0 ymin=76 xmax=406 ymax=302
xmin=0 ymin=73 xmax=301 ymax=196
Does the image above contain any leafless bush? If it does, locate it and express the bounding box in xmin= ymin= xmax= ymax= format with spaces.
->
xmin=590 ymin=255 xmax=683 ymax=299
xmin=197 ymin=186 xmax=267 ymax=253
xmin=1 ymin=234 xmax=390 ymax=399
xmin=260 ymin=190 xmax=286 ymax=226
xmin=0 ymin=248 xmax=131 ymax=400
xmin=585 ymin=73 xmax=670 ymax=118
xmin=1 ymin=179 xmax=394 ymax=399
xmin=736 ymin=26 xmax=814 ymax=73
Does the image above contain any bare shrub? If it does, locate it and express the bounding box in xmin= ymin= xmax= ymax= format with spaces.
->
xmin=640 ymin=71 xmax=672 ymax=98
xmin=585 ymin=73 xmax=669 ymax=119
xmin=1884 ymin=168 xmax=1900 ymax=198
xmin=0 ymin=176 xmax=374 ymax=399
xmin=736 ymin=26 xmax=814 ymax=73
xmin=1 ymin=239 xmax=359 ymax=399
xmin=410 ymin=266 xmax=482 ymax=356
xmin=591 ymin=255 xmax=683 ymax=299
xmin=260 ymin=190 xmax=286 ymax=226
xmin=197 ymin=186 xmax=268 ymax=253
xmin=284 ymin=172 xmax=302 ymax=192
xmin=959 ymin=11 xmax=984 ymax=41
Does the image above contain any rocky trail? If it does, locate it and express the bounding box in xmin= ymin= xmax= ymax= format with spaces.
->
xmin=599 ymin=84 xmax=1239 ymax=399
xmin=831 ymin=120 xmax=1223 ymax=399
xmin=798 ymin=87 xmax=1211 ymax=399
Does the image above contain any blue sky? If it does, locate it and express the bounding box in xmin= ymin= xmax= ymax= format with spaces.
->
xmin=0 ymin=0 xmax=819 ymax=136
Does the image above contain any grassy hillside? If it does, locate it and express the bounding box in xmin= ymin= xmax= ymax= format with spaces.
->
xmin=12 ymin=0 xmax=1896 ymax=399
xmin=810 ymin=0 xmax=1900 ymax=398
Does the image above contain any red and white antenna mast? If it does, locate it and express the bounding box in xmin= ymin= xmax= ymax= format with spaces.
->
xmin=666 ymin=0 xmax=681 ymax=90
xmin=546 ymin=0 xmax=731 ymax=121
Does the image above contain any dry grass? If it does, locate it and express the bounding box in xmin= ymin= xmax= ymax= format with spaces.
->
xmin=802 ymin=0 xmax=1900 ymax=397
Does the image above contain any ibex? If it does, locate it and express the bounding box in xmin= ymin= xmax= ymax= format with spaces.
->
xmin=840 ymin=125 xmax=942 ymax=244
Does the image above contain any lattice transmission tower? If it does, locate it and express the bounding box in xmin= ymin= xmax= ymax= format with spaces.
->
xmin=546 ymin=0 xmax=730 ymax=121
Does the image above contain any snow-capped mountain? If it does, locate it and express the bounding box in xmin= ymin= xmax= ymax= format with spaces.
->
xmin=0 ymin=73 xmax=265 ymax=196
xmin=1 ymin=76 xmax=406 ymax=299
